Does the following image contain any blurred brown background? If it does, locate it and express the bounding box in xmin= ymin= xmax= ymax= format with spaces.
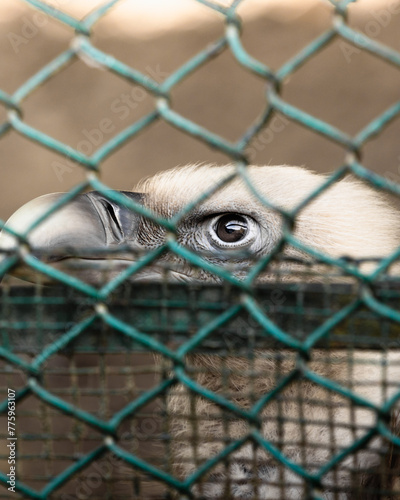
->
xmin=0 ymin=0 xmax=399 ymax=222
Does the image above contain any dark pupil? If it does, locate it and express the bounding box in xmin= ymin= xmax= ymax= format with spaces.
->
xmin=216 ymin=214 xmax=248 ymax=243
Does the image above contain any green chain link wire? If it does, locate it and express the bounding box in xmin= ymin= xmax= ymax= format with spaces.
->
xmin=1 ymin=0 xmax=400 ymax=498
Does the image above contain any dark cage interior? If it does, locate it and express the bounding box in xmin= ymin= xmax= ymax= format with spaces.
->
xmin=1 ymin=0 xmax=400 ymax=499
xmin=1 ymin=281 xmax=400 ymax=499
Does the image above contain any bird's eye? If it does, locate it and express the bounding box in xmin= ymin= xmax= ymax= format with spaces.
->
xmin=206 ymin=213 xmax=259 ymax=251
xmin=215 ymin=214 xmax=248 ymax=243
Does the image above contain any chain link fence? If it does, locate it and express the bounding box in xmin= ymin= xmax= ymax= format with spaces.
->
xmin=1 ymin=0 xmax=400 ymax=498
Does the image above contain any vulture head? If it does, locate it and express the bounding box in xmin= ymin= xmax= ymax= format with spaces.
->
xmin=0 ymin=164 xmax=398 ymax=284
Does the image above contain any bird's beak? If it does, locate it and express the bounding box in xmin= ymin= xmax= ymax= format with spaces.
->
xmin=0 ymin=191 xmax=144 ymax=284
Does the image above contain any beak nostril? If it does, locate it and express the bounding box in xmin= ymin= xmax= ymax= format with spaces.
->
xmin=102 ymin=200 xmax=123 ymax=240
xmin=85 ymin=191 xmax=143 ymax=246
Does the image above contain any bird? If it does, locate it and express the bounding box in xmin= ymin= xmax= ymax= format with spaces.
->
xmin=1 ymin=164 xmax=400 ymax=499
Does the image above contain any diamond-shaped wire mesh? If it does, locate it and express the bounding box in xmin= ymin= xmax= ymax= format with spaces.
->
xmin=1 ymin=0 xmax=400 ymax=499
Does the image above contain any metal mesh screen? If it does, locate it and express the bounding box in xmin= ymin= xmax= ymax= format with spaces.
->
xmin=1 ymin=1 xmax=400 ymax=499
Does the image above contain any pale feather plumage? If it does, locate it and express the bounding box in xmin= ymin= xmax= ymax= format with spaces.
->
xmin=139 ymin=164 xmax=399 ymax=260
